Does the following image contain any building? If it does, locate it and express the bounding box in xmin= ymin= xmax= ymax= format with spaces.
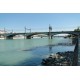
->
xmin=0 ymin=30 xmax=7 ymax=34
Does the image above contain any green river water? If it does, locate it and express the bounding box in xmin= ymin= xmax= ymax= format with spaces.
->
xmin=0 ymin=37 xmax=75 ymax=66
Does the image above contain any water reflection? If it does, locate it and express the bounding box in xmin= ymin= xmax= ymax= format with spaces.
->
xmin=48 ymin=39 xmax=53 ymax=53
xmin=49 ymin=45 xmax=53 ymax=53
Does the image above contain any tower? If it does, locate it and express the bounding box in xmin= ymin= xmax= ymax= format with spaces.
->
xmin=49 ymin=24 xmax=52 ymax=39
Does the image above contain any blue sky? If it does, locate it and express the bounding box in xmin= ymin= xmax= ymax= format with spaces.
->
xmin=0 ymin=13 xmax=80 ymax=32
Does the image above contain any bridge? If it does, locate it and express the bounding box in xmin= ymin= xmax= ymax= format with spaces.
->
xmin=1 ymin=31 xmax=80 ymax=39
xmin=0 ymin=29 xmax=80 ymax=65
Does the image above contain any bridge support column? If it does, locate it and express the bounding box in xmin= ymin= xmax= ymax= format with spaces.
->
xmin=49 ymin=35 xmax=53 ymax=39
xmin=51 ymin=35 xmax=53 ymax=39
xmin=24 ymin=35 xmax=27 ymax=39
xmin=26 ymin=36 xmax=32 ymax=39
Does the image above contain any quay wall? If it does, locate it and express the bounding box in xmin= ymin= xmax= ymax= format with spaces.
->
xmin=78 ymin=37 xmax=80 ymax=65
xmin=72 ymin=37 xmax=78 ymax=66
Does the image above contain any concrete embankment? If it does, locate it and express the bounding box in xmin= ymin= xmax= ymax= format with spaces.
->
xmin=41 ymin=51 xmax=74 ymax=66
xmin=72 ymin=37 xmax=78 ymax=66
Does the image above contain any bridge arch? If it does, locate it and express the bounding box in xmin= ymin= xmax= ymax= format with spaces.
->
xmin=6 ymin=33 xmax=25 ymax=39
xmin=26 ymin=32 xmax=49 ymax=39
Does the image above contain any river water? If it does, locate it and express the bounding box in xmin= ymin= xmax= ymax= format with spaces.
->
xmin=0 ymin=37 xmax=75 ymax=66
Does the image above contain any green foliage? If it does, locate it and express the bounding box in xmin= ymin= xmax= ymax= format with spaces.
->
xmin=74 ymin=27 xmax=80 ymax=31
xmin=67 ymin=34 xmax=72 ymax=37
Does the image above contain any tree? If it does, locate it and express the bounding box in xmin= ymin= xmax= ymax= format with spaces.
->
xmin=74 ymin=27 xmax=80 ymax=31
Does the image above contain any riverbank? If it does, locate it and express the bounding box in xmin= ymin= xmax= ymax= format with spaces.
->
xmin=41 ymin=37 xmax=78 ymax=66
xmin=41 ymin=51 xmax=74 ymax=66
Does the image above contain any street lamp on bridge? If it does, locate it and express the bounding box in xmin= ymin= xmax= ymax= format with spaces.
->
xmin=24 ymin=27 xmax=27 ymax=34
xmin=26 ymin=28 xmax=31 ymax=33
xmin=24 ymin=27 xmax=31 ymax=33
xmin=24 ymin=26 xmax=31 ymax=39
xmin=49 ymin=24 xmax=52 ymax=39
xmin=49 ymin=24 xmax=52 ymax=32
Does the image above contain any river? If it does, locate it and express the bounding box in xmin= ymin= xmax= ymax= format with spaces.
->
xmin=0 ymin=37 xmax=75 ymax=66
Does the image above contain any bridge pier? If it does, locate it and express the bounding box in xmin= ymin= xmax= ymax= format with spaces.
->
xmin=26 ymin=36 xmax=32 ymax=39
xmin=49 ymin=35 xmax=53 ymax=39
xmin=51 ymin=35 xmax=53 ymax=39
xmin=6 ymin=37 xmax=13 ymax=39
